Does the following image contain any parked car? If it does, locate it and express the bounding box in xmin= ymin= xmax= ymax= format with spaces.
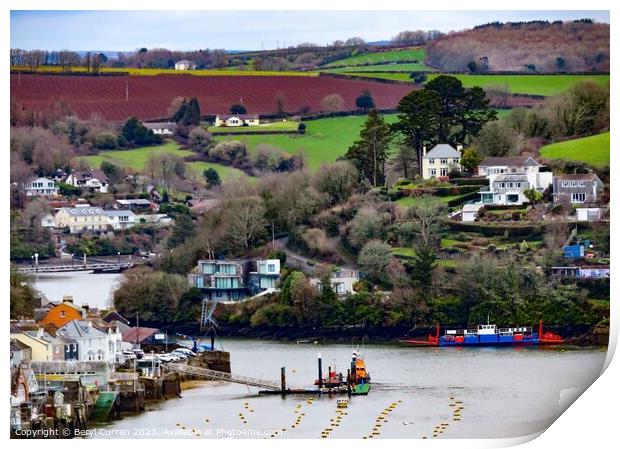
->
xmin=157 ymin=354 xmax=174 ymax=363
xmin=132 ymin=348 xmax=145 ymax=359
xmin=171 ymin=351 xmax=188 ymax=360
xmin=173 ymin=348 xmax=197 ymax=357
xmin=122 ymin=350 xmax=137 ymax=360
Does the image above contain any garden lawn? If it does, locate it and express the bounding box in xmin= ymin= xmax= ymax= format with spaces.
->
xmin=395 ymin=194 xmax=462 ymax=208
xmin=539 ymin=132 xmax=610 ymax=167
xmin=323 ymin=48 xmax=428 ymax=67
xmin=216 ymin=114 xmax=398 ymax=171
xmin=343 ymin=73 xmax=610 ymax=96
xmin=207 ymin=121 xmax=299 ymax=133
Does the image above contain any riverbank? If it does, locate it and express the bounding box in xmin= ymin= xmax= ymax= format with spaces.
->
xmin=160 ymin=321 xmax=609 ymax=347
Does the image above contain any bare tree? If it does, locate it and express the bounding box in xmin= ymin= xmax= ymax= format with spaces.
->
xmin=320 ymin=94 xmax=345 ymax=114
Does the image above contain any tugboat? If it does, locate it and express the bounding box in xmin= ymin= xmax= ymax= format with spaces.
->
xmin=401 ymin=320 xmax=563 ymax=347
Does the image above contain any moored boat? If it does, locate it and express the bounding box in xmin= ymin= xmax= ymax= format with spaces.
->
xmin=400 ymin=320 xmax=563 ymax=347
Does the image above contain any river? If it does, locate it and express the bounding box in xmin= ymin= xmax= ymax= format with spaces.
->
xmin=34 ymin=271 xmax=121 ymax=309
xmin=35 ymin=273 xmax=608 ymax=440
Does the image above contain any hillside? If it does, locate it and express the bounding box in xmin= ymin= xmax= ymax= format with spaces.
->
xmin=426 ymin=20 xmax=609 ymax=72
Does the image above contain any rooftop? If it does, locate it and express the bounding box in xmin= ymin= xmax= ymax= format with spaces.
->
xmin=59 ymin=206 xmax=106 ymax=216
xmin=555 ymin=173 xmax=601 ymax=181
xmin=217 ymin=114 xmax=259 ymax=120
xmin=122 ymin=327 xmax=159 ymax=343
xmin=424 ymin=144 xmax=460 ymax=159
xmin=479 ymin=156 xmax=540 ymax=167
xmin=493 ymin=173 xmax=529 ymax=182
xmin=57 ymin=320 xmax=107 ymax=339
xmin=106 ymin=210 xmax=136 ymax=217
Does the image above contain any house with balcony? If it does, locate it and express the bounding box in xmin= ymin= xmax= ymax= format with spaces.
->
xmin=309 ymin=269 xmax=359 ymax=296
xmin=421 ymin=144 xmax=461 ymax=179
xmin=65 ymin=170 xmax=109 ymax=193
xmin=188 ymin=259 xmax=281 ymax=301
xmin=477 ymin=156 xmax=552 ymax=206
xmin=552 ymin=173 xmax=604 ymax=205
xmin=24 ymin=177 xmax=58 ymax=197
xmin=106 ymin=209 xmax=136 ymax=230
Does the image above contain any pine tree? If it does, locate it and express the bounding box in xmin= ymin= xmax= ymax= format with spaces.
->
xmin=345 ymin=109 xmax=392 ymax=186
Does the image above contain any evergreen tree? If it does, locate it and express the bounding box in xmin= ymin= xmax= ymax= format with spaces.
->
xmin=345 ymin=109 xmax=392 ymax=186
xmin=230 ymin=103 xmax=247 ymax=114
xmin=171 ymin=100 xmax=188 ymax=122
xmin=391 ymin=89 xmax=440 ymax=175
xmin=184 ymin=98 xmax=201 ymax=126
xmin=203 ymin=168 xmax=221 ymax=188
xmin=410 ymin=246 xmax=437 ymax=304
xmin=121 ymin=117 xmax=162 ymax=146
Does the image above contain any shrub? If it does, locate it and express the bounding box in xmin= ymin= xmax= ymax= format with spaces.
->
xmin=298 ymin=122 xmax=306 ymax=134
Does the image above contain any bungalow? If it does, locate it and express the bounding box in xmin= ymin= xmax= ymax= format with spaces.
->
xmin=188 ymin=259 xmax=281 ymax=301
xmin=24 ymin=177 xmax=58 ymax=197
xmin=54 ymin=206 xmax=109 ymax=233
xmin=106 ymin=209 xmax=136 ymax=230
xmin=65 ymin=170 xmax=109 ymax=193
xmin=135 ymin=213 xmax=173 ymax=226
xmin=421 ymin=144 xmax=461 ymax=179
xmin=143 ymin=122 xmax=177 ymax=136
xmin=174 ymin=59 xmax=196 ymax=70
xmin=310 ymin=269 xmax=359 ymax=295
xmin=116 ymin=198 xmax=158 ymax=211
xmin=214 ymin=114 xmax=260 ymax=127
xmin=552 ymin=173 xmax=604 ymax=205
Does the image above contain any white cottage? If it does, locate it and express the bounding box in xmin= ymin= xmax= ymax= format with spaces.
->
xmin=422 ymin=144 xmax=461 ymax=179
xmin=24 ymin=177 xmax=58 ymax=197
xmin=214 ymin=114 xmax=260 ymax=127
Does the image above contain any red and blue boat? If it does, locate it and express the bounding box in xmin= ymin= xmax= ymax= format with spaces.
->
xmin=401 ymin=320 xmax=563 ymax=347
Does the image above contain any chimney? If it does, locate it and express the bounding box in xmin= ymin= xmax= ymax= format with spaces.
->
xmin=457 ymin=145 xmax=463 ymax=153
xmin=422 ymin=146 xmax=427 ymax=157
xmin=37 ymin=327 xmax=45 ymax=339
xmin=63 ymin=295 xmax=73 ymax=304
xmin=87 ymin=321 xmax=93 ymax=333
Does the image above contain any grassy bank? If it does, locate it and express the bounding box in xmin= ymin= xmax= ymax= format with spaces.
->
xmin=539 ymin=132 xmax=610 ymax=167
xmin=322 ymin=47 xmax=428 ymax=68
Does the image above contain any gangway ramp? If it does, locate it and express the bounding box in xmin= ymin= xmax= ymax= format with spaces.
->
xmin=164 ymin=363 xmax=281 ymax=391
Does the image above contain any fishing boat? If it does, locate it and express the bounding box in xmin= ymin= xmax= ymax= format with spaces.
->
xmin=400 ymin=320 xmax=563 ymax=347
xmin=350 ymin=351 xmax=371 ymax=395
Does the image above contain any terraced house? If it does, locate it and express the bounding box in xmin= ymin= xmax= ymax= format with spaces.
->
xmin=188 ymin=258 xmax=281 ymax=301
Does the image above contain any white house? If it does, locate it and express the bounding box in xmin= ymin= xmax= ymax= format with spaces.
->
xmin=576 ymin=208 xmax=602 ymax=222
xmin=477 ymin=156 xmax=542 ymax=177
xmin=310 ymin=269 xmax=359 ymax=296
xmin=56 ymin=320 xmax=113 ymax=363
xmin=214 ymin=114 xmax=260 ymax=127
xmin=143 ymin=122 xmax=177 ymax=136
xmin=65 ymin=170 xmax=109 ymax=193
xmin=24 ymin=177 xmax=58 ymax=197
xmin=461 ymin=203 xmax=483 ymax=222
xmin=478 ymin=156 xmax=552 ymax=206
xmin=421 ymin=144 xmax=461 ymax=179
xmin=40 ymin=214 xmax=55 ymax=228
xmin=174 ymin=60 xmax=197 ymax=70
xmin=106 ymin=210 xmax=136 ymax=230
xmin=135 ymin=213 xmax=173 ymax=226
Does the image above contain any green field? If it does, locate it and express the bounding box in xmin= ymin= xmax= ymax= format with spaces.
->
xmin=216 ymin=114 xmax=398 ymax=171
xmin=79 ymin=142 xmax=246 ymax=182
xmin=322 ymin=62 xmax=431 ymax=73
xmin=323 ymin=48 xmax=429 ymax=68
xmin=341 ymin=73 xmax=610 ymax=96
xmin=539 ymin=132 xmax=610 ymax=167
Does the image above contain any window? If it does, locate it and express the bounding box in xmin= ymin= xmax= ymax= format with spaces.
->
xmin=440 ymin=158 xmax=448 ymax=164
xmin=429 ymin=169 xmax=436 ymax=177
xmin=440 ymin=168 xmax=448 ymax=177
xmin=572 ymin=193 xmax=586 ymax=203
xmin=428 ymin=159 xmax=435 ymax=165
xmin=578 ymin=181 xmax=586 ymax=187
xmin=60 ymin=311 xmax=66 ymax=318
xmin=267 ymin=263 xmax=276 ymax=273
